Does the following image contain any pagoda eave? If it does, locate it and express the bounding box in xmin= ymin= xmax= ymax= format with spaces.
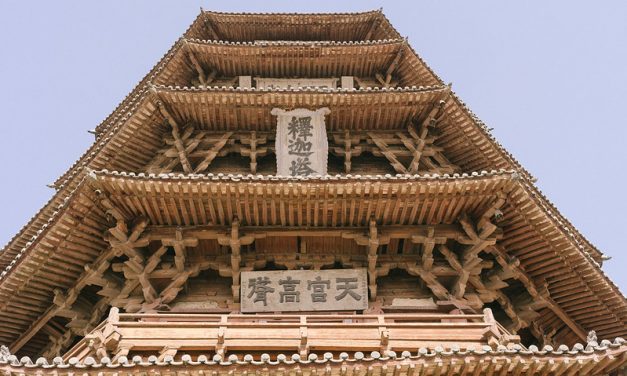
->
xmin=187 ymin=10 xmax=401 ymax=43
xmin=152 ymin=85 xmax=450 ymax=132
xmin=154 ymin=38 xmax=440 ymax=89
xmin=1 ymin=339 xmax=626 ymax=376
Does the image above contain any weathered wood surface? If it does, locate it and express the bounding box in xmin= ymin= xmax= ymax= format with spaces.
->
xmin=240 ymin=269 xmax=368 ymax=313
xmin=62 ymin=308 xmax=512 ymax=361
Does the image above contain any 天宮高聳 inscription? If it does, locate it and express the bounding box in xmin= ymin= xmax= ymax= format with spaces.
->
xmin=240 ymin=269 xmax=368 ymax=312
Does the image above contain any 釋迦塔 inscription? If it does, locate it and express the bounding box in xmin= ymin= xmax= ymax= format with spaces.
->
xmin=240 ymin=269 xmax=368 ymax=312
xmin=271 ymin=107 xmax=330 ymax=177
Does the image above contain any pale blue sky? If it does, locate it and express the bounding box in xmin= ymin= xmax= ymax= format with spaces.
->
xmin=0 ymin=1 xmax=625 ymax=293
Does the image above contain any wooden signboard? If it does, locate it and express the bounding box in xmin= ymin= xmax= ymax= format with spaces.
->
xmin=271 ymin=107 xmax=330 ymax=177
xmin=240 ymin=269 xmax=368 ymax=313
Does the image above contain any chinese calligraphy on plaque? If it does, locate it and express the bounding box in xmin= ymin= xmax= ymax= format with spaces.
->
xmin=240 ymin=269 xmax=368 ymax=312
xmin=271 ymin=108 xmax=330 ymax=177
xmin=255 ymin=78 xmax=338 ymax=90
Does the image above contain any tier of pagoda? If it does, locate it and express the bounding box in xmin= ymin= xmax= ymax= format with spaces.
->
xmin=0 ymin=9 xmax=625 ymax=376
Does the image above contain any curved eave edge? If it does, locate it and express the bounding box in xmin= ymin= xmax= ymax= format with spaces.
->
xmin=446 ymin=92 xmax=606 ymax=263
xmin=153 ymin=84 xmax=449 ymax=94
xmin=0 ymin=338 xmax=625 ymax=370
xmin=92 ymin=168 xmax=518 ymax=183
xmin=201 ymin=9 xmax=383 ymax=17
xmin=184 ymin=37 xmax=406 ymax=47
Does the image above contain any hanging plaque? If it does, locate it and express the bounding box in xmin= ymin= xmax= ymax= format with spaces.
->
xmin=271 ymin=107 xmax=330 ymax=176
xmin=256 ymin=77 xmax=338 ymax=89
xmin=240 ymin=269 xmax=368 ymax=313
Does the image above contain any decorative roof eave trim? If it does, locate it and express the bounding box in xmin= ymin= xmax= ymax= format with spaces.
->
xmin=505 ymin=184 xmax=627 ymax=335
xmin=92 ymin=170 xmax=627 ymax=336
xmin=201 ymin=9 xmax=384 ymax=17
xmin=154 ymin=83 xmax=449 ymax=94
xmin=93 ymin=168 xmax=517 ymax=184
xmin=0 ymin=86 xmax=154 ymax=268
xmin=184 ymin=37 xmax=406 ymax=47
xmin=195 ymin=9 xmax=403 ymax=44
xmin=0 ymin=338 xmax=625 ymax=372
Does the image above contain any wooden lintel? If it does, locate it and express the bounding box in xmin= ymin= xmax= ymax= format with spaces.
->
xmin=144 ymin=224 xmax=471 ymax=243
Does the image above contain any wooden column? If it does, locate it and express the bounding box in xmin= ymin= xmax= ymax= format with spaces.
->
xmin=218 ymin=218 xmax=255 ymax=302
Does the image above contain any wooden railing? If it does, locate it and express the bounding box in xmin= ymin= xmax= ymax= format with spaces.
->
xmin=64 ymin=308 xmax=520 ymax=361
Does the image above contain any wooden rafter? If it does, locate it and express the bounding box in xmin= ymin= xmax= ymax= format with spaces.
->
xmin=367 ymin=132 xmax=408 ymax=173
xmin=486 ymin=244 xmax=588 ymax=342
xmin=7 ymin=190 xmax=133 ymax=354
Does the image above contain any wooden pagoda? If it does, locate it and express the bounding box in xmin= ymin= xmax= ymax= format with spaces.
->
xmin=0 ymin=9 xmax=625 ymax=376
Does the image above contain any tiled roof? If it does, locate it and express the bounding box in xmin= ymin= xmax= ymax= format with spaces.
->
xmin=1 ymin=338 xmax=625 ymax=373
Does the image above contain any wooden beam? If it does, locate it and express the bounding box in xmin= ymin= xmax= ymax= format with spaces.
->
xmin=365 ymin=218 xmax=380 ymax=299
xmin=487 ymin=245 xmax=588 ymax=342
xmin=331 ymin=130 xmax=363 ymax=174
xmin=367 ymin=132 xmax=407 ymax=173
xmin=363 ymin=17 xmax=381 ymax=40
xmin=9 ymin=239 xmax=121 ymax=353
xmin=144 ymin=224 xmax=473 ymax=242
xmin=239 ymin=131 xmax=269 ymax=174
xmin=154 ymin=99 xmax=193 ymax=173
xmin=193 ymin=132 xmax=233 ymax=173
xmin=184 ymin=40 xmax=207 ymax=85
xmin=201 ymin=14 xmax=221 ymax=40
xmin=383 ymin=43 xmax=404 ymax=86
xmin=162 ymin=229 xmax=198 ymax=272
